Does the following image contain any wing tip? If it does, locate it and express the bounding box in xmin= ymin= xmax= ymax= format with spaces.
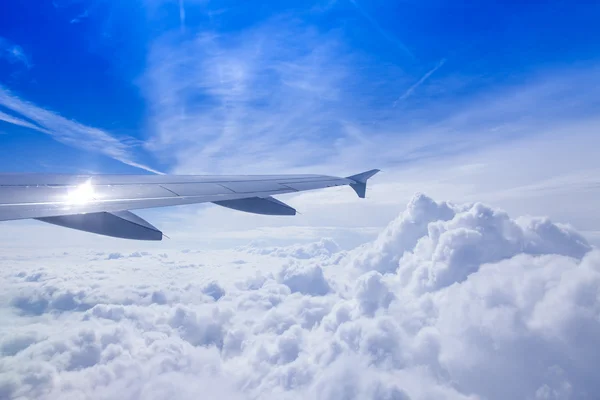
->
xmin=346 ymin=169 xmax=380 ymax=198
xmin=347 ymin=169 xmax=380 ymax=183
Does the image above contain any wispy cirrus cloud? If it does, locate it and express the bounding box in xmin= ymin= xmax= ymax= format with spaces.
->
xmin=0 ymin=86 xmax=162 ymax=174
xmin=138 ymin=0 xmax=600 ymax=178
xmin=178 ymin=0 xmax=186 ymax=33
xmin=142 ymin=20 xmax=361 ymax=174
xmin=0 ymin=109 xmax=41 ymax=131
xmin=142 ymin=11 xmax=600 ymax=179
xmin=70 ymin=9 xmax=89 ymax=24
xmin=0 ymin=37 xmax=31 ymax=69
xmin=139 ymin=19 xmax=471 ymax=175
xmin=393 ymin=58 xmax=446 ymax=106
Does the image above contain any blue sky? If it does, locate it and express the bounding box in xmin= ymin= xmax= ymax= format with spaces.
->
xmin=0 ymin=0 xmax=599 ymax=175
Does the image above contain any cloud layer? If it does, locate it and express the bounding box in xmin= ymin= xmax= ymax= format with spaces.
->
xmin=0 ymin=194 xmax=598 ymax=399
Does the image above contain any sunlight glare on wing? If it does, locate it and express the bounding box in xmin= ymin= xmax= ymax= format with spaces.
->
xmin=66 ymin=180 xmax=95 ymax=205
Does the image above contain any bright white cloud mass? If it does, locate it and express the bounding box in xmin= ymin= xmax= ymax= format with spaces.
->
xmin=1 ymin=194 xmax=598 ymax=400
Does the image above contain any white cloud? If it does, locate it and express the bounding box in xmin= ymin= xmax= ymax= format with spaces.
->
xmin=353 ymin=271 xmax=395 ymax=317
xmin=0 ymin=194 xmax=598 ymax=399
xmin=351 ymin=194 xmax=591 ymax=295
xmin=276 ymin=262 xmax=331 ymax=296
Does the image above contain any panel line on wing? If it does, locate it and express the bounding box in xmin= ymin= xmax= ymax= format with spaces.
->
xmin=158 ymin=185 xmax=180 ymax=197
xmin=281 ymin=179 xmax=348 ymax=192
xmin=216 ymin=183 xmax=240 ymax=194
xmin=219 ymin=181 xmax=286 ymax=193
xmin=159 ymin=183 xmax=235 ymax=196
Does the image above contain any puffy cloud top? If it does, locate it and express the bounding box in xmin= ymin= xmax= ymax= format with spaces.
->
xmin=0 ymin=194 xmax=597 ymax=400
xmin=352 ymin=194 xmax=590 ymax=291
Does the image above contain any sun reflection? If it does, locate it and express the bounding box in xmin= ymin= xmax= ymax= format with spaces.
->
xmin=66 ymin=180 xmax=95 ymax=205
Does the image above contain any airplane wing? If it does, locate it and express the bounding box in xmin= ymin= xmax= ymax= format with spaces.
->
xmin=0 ymin=169 xmax=379 ymax=240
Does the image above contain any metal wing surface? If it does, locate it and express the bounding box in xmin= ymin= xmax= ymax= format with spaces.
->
xmin=0 ymin=170 xmax=379 ymax=240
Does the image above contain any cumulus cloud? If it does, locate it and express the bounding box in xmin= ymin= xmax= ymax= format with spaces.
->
xmin=354 ymin=271 xmax=395 ymax=317
xmin=351 ymin=193 xmax=456 ymax=274
xmin=276 ymin=262 xmax=331 ymax=296
xmin=351 ymin=193 xmax=591 ymax=286
xmin=0 ymin=194 xmax=598 ymax=400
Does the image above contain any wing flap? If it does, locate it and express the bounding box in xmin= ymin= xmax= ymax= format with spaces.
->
xmin=213 ymin=196 xmax=296 ymax=216
xmin=36 ymin=210 xmax=163 ymax=241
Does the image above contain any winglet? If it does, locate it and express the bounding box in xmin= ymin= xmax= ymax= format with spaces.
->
xmin=346 ymin=169 xmax=380 ymax=198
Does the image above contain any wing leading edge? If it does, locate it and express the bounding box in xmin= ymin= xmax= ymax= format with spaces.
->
xmin=0 ymin=169 xmax=379 ymax=240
